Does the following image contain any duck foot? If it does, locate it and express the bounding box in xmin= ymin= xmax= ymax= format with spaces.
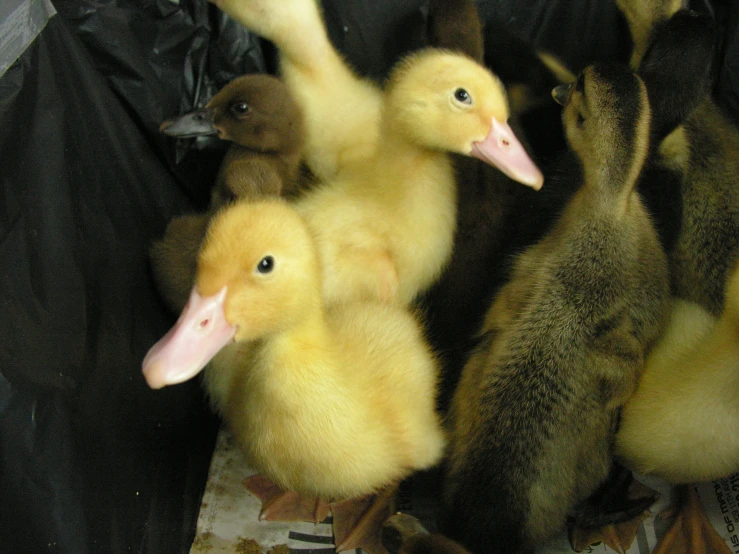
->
xmin=330 ymin=486 xmax=397 ymax=554
xmin=569 ymin=510 xmax=651 ymax=553
xmin=568 ymin=466 xmax=658 ymax=553
xmin=652 ymin=484 xmax=731 ymax=554
xmin=243 ymin=474 xmax=330 ymax=523
xmin=382 ymin=513 xmax=472 ymax=554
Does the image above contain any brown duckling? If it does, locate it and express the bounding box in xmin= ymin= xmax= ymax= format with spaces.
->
xmin=442 ymin=63 xmax=669 ymax=553
xmin=150 ymin=73 xmax=306 ymax=313
xmin=160 ymin=73 xmax=305 ymax=203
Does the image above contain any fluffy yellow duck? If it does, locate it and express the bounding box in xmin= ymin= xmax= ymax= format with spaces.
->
xmin=615 ymin=274 xmax=739 ymax=483
xmin=142 ymin=199 xmax=446 ymax=553
xmin=207 ymin=0 xmax=543 ymax=308
xmin=614 ymin=260 xmax=739 ymax=554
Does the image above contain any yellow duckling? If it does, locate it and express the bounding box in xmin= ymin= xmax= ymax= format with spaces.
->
xmin=615 ymin=265 xmax=739 ymax=483
xmin=613 ymin=260 xmax=739 ymax=554
xmin=208 ymin=0 xmax=543 ymax=308
xmin=293 ymin=49 xmax=543 ymax=307
xmin=142 ymin=199 xmax=446 ymax=552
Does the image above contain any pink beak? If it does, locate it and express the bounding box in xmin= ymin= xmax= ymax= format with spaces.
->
xmin=470 ymin=118 xmax=544 ymax=190
xmin=142 ymin=287 xmax=236 ymax=389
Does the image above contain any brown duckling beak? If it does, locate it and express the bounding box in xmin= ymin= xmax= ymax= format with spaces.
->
xmin=159 ymin=107 xmax=219 ymax=138
xmin=552 ymin=83 xmax=573 ymax=107
xmin=142 ymin=286 xmax=235 ymax=389
xmin=470 ymin=118 xmax=544 ymax=190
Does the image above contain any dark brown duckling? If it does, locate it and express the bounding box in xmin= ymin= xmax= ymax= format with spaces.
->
xmin=441 ymin=63 xmax=670 ymax=554
xmin=160 ymin=73 xmax=305 ymax=205
xmin=151 ymin=73 xmax=306 ymax=313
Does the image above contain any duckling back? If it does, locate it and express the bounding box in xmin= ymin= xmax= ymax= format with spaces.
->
xmin=442 ymin=64 xmax=669 ymax=553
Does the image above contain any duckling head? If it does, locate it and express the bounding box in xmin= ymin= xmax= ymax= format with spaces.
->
xmin=552 ymin=63 xmax=651 ymax=191
xmin=160 ymin=74 xmax=304 ymax=154
xmin=142 ymin=200 xmax=319 ymax=389
xmin=383 ymin=49 xmax=544 ymax=190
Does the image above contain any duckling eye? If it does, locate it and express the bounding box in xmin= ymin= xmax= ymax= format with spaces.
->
xmin=454 ymin=88 xmax=472 ymax=105
xmin=256 ymin=256 xmax=274 ymax=274
xmin=230 ymin=102 xmax=250 ymax=117
xmin=577 ymin=113 xmax=585 ymax=127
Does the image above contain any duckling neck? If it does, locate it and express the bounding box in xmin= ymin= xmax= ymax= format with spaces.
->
xmin=581 ymin=152 xmax=643 ymax=215
xmin=260 ymin=307 xmax=332 ymax=379
xmin=371 ymin=126 xmax=451 ymax=197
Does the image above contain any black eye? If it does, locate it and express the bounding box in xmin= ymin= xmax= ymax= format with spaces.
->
xmin=454 ymin=88 xmax=472 ymax=105
xmin=230 ymin=102 xmax=250 ymax=117
xmin=577 ymin=113 xmax=585 ymax=127
xmin=256 ymin=256 xmax=274 ymax=274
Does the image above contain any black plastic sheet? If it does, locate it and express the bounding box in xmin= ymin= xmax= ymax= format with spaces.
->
xmin=1 ymin=9 xmax=221 ymax=554
xmin=2 ymin=1 xmax=738 ymax=553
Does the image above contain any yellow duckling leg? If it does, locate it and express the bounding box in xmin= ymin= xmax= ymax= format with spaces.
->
xmin=243 ymin=474 xmax=330 ymax=524
xmin=330 ymin=485 xmax=398 ymax=554
xmin=652 ymin=485 xmax=732 ymax=554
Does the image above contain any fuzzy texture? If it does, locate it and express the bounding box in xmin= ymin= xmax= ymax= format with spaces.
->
xmin=617 ymin=0 xmax=738 ymax=317
xmin=660 ymin=101 xmax=739 ymax=315
xmin=149 ymin=74 xmax=306 ymax=313
xmin=418 ymin=0 xmax=578 ymax=410
xmin=616 ymin=0 xmax=686 ymax=67
xmin=207 ymin=0 xmax=544 ymax=311
xmin=615 ymin=261 xmax=739 ymax=483
xmin=294 ymin=49 xmax=510 ymax=307
xmin=442 ymin=64 xmax=670 ymax=553
xmin=206 ymin=74 xmax=306 ymax=205
xmin=149 ymin=213 xmax=210 ymax=313
xmin=196 ymin=200 xmax=446 ymax=500
xmin=208 ymin=0 xmax=382 ymax=183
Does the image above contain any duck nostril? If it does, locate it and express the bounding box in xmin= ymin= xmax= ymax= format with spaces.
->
xmin=198 ymin=318 xmax=210 ymax=329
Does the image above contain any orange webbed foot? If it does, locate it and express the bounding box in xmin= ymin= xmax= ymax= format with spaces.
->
xmin=243 ymin=474 xmax=330 ymax=524
xmin=330 ymin=486 xmax=397 ymax=554
xmin=652 ymin=484 xmax=732 ymax=554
